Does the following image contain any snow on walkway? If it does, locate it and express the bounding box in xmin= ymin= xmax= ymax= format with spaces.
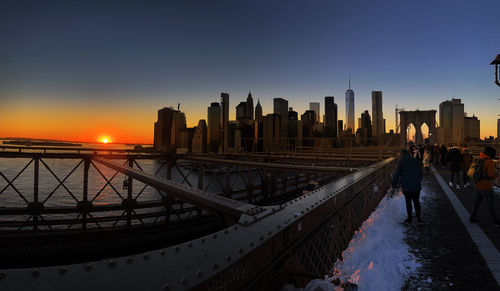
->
xmin=284 ymin=189 xmax=429 ymax=291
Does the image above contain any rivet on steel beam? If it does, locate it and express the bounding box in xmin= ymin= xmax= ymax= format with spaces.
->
xmin=188 ymin=242 xmax=194 ymax=248
xmin=268 ymin=230 xmax=272 ymax=235
xmin=32 ymin=270 xmax=40 ymax=278
xmin=180 ymin=277 xmax=188 ymax=285
xmin=126 ymin=257 xmax=133 ymax=264
xmin=271 ymin=207 xmax=275 ymax=211
xmin=249 ymin=242 xmax=254 ymax=247
xmin=144 ymin=254 xmax=149 ymax=260
xmin=84 ymin=265 xmax=92 ymax=272
xmin=201 ymin=238 xmax=206 ymax=243
xmin=226 ymin=256 xmax=232 ymax=262
xmin=196 ymin=271 xmax=203 ymax=278
xmin=238 ymin=248 xmax=244 ymax=254
xmin=212 ymin=263 xmax=219 ymax=270
xmin=175 ymin=246 xmax=180 ymax=252
xmin=163 ymin=283 xmax=171 ymax=291
xmin=234 ymin=226 xmax=238 ymax=230
xmin=160 ymin=250 xmax=166 ymax=256
xmin=294 ymin=214 xmax=298 ymax=218
xmin=224 ymin=230 xmax=229 ymax=234
xmin=108 ymin=260 xmax=116 ymax=267
xmin=277 ymin=225 xmax=281 ymax=229
xmin=243 ymin=220 xmax=248 ymax=224
xmin=259 ymin=235 xmax=264 ymax=241
xmin=301 ymin=211 xmax=304 ymax=214
xmin=213 ymin=234 xmax=218 ymax=239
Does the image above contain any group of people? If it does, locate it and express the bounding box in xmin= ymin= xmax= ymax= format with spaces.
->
xmin=390 ymin=143 xmax=498 ymax=226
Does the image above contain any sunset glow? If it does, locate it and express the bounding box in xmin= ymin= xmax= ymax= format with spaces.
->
xmin=100 ymin=137 xmax=111 ymax=144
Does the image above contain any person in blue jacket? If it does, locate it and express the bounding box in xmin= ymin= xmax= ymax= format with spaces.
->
xmin=391 ymin=149 xmax=424 ymax=224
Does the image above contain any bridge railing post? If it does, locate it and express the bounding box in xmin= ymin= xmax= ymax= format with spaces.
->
xmin=82 ymin=157 xmax=90 ymax=232
xmin=33 ymin=156 xmax=39 ymax=232
xmin=127 ymin=157 xmax=134 ymax=228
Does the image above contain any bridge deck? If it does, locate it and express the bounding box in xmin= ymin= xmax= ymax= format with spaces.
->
xmin=404 ymin=168 xmax=500 ymax=290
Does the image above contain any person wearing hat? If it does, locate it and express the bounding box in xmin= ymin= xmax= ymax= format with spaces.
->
xmin=391 ymin=148 xmax=424 ymax=224
xmin=469 ymin=146 xmax=499 ymax=226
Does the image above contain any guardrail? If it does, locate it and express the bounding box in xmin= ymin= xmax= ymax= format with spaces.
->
xmin=0 ymin=157 xmax=396 ymax=291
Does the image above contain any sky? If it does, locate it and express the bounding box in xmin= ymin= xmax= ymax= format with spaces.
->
xmin=1 ymin=0 xmax=499 ymax=144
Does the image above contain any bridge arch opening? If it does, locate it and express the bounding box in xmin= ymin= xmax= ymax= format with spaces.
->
xmin=421 ymin=122 xmax=429 ymax=141
xmin=407 ymin=123 xmax=416 ymax=143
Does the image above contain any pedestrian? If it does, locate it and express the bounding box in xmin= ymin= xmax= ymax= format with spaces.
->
xmin=469 ymin=146 xmax=499 ymax=226
xmin=433 ymin=144 xmax=440 ymax=167
xmin=413 ymin=145 xmax=422 ymax=163
xmin=440 ymin=144 xmax=448 ymax=168
xmin=391 ymin=149 xmax=423 ymax=225
xmin=423 ymin=149 xmax=431 ymax=175
xmin=462 ymin=146 xmax=473 ymax=188
xmin=446 ymin=145 xmax=463 ymax=190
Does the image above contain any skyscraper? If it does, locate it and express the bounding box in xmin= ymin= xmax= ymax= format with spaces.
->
xmin=236 ymin=101 xmax=247 ymax=121
xmin=221 ymin=92 xmax=229 ymax=152
xmin=309 ymin=102 xmax=320 ymax=123
xmin=371 ymin=91 xmax=384 ymax=137
xmin=324 ymin=96 xmax=337 ymax=138
xmin=207 ymin=102 xmax=221 ymax=152
xmin=246 ymin=92 xmax=254 ymax=120
xmin=345 ymin=76 xmax=355 ymax=133
xmin=153 ymin=107 xmax=186 ymax=152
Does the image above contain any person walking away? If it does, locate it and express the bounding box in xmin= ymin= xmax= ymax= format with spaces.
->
xmin=413 ymin=146 xmax=422 ymax=164
xmin=440 ymin=145 xmax=448 ymax=168
xmin=446 ymin=145 xmax=463 ymax=190
xmin=469 ymin=146 xmax=499 ymax=226
xmin=433 ymin=144 xmax=440 ymax=167
xmin=391 ymin=149 xmax=424 ymax=225
xmin=462 ymin=147 xmax=473 ymax=188
xmin=423 ymin=149 xmax=431 ymax=175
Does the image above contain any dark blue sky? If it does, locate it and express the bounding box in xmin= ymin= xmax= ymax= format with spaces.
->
xmin=1 ymin=0 xmax=499 ymax=140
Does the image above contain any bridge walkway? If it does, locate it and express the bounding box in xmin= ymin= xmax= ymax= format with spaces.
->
xmin=403 ymin=168 xmax=500 ymax=290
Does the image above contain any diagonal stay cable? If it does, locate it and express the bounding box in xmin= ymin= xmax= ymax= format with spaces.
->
xmin=0 ymin=158 xmax=34 ymax=195
xmin=135 ymin=164 xmax=166 ymax=200
xmin=41 ymin=159 xmax=82 ymax=203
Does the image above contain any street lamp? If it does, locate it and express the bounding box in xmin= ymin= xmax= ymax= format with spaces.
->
xmin=491 ymin=54 xmax=500 ymax=87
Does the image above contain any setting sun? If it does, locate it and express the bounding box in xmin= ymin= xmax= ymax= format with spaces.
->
xmin=100 ymin=137 xmax=111 ymax=144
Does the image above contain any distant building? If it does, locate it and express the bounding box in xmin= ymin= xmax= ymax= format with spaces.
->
xmin=498 ymin=119 xmax=500 ymax=140
xmin=273 ymin=98 xmax=289 ymax=149
xmin=255 ymin=99 xmax=263 ymax=121
xmin=371 ymin=91 xmax=384 ymax=137
xmin=439 ymin=98 xmax=464 ymax=144
xmin=207 ymin=102 xmax=221 ymax=152
xmin=345 ymin=76 xmax=355 ymax=133
xmin=192 ymin=120 xmax=207 ymax=154
xmin=310 ymin=102 xmax=320 ymax=123
xmin=178 ymin=127 xmax=196 ymax=153
xmin=324 ymin=96 xmax=337 ymax=138
xmin=246 ymin=92 xmax=254 ymax=120
xmin=288 ymin=107 xmax=298 ymax=121
xmin=263 ymin=113 xmax=282 ymax=152
xmin=360 ymin=110 xmax=372 ymax=145
xmin=153 ymin=107 xmax=186 ymax=153
xmin=236 ymin=101 xmax=247 ymax=121
xmin=464 ymin=115 xmax=480 ymax=142
xmin=301 ymin=110 xmax=317 ymax=147
xmin=221 ymin=92 xmax=230 ymax=152
xmin=337 ymin=120 xmax=343 ymax=136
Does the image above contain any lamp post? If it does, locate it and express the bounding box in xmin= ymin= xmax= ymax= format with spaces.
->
xmin=491 ymin=54 xmax=500 ymax=87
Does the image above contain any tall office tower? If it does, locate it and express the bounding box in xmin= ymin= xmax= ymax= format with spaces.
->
xmin=439 ymin=98 xmax=464 ymax=144
xmin=255 ymin=99 xmax=263 ymax=120
xmin=273 ymin=98 xmax=289 ymax=149
xmin=360 ymin=110 xmax=372 ymax=143
xmin=220 ymin=92 xmax=229 ymax=152
xmin=246 ymin=92 xmax=254 ymax=120
xmin=301 ymin=110 xmax=317 ymax=141
xmin=464 ymin=115 xmax=480 ymax=141
xmin=309 ymin=102 xmax=320 ymax=123
xmin=371 ymin=91 xmax=384 ymax=137
xmin=337 ymin=120 xmax=343 ymax=136
xmin=192 ymin=119 xmax=207 ymax=154
xmin=345 ymin=76 xmax=355 ymax=133
xmin=207 ymin=102 xmax=221 ymax=152
xmin=324 ymin=96 xmax=338 ymax=138
xmin=153 ymin=107 xmax=187 ymax=152
xmin=288 ymin=107 xmax=298 ymax=121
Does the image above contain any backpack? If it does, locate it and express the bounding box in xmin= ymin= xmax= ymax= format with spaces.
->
xmin=468 ymin=158 xmax=487 ymax=183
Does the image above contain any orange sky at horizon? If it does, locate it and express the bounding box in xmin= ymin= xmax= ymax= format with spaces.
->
xmin=1 ymin=97 xmax=498 ymax=144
